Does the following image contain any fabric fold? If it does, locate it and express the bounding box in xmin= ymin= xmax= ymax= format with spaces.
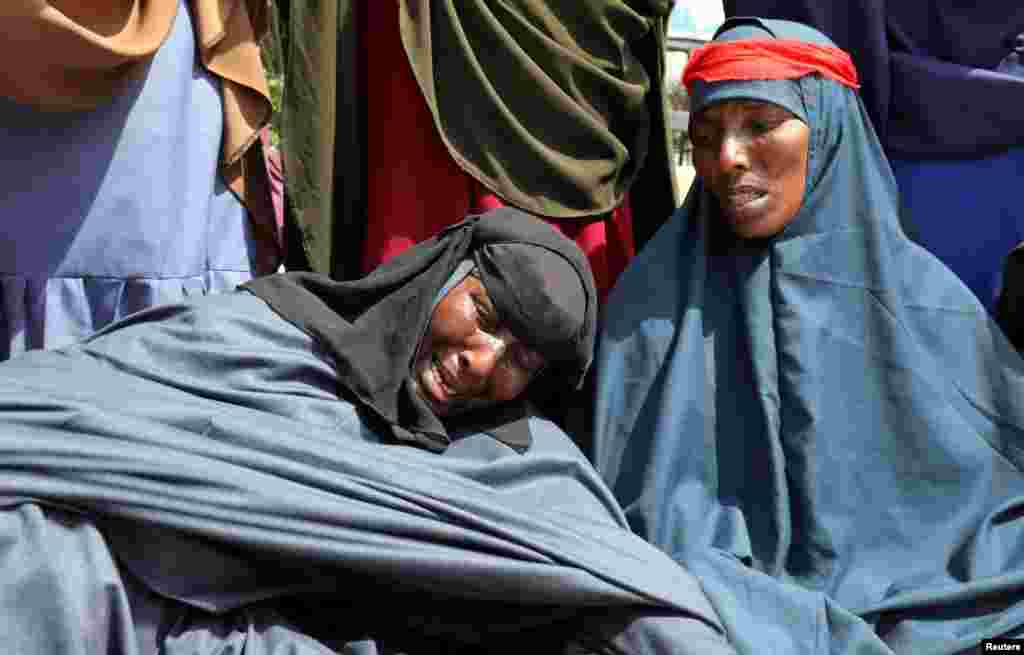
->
xmin=0 ymin=0 xmax=273 ymax=214
xmin=596 ymin=16 xmax=1024 ymax=653
xmin=0 ymin=290 xmax=735 ymax=653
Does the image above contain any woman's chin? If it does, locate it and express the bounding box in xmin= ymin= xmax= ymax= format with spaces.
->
xmin=732 ymin=223 xmax=772 ymax=240
xmin=727 ymin=212 xmax=787 ymax=240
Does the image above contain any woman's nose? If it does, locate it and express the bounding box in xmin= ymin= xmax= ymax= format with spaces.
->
xmin=458 ymin=335 xmax=507 ymax=386
xmin=718 ymin=132 xmax=749 ymax=171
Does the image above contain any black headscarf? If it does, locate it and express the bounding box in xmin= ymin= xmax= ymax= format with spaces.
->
xmin=244 ymin=207 xmax=597 ymax=452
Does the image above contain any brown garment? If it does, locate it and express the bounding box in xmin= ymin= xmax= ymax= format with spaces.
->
xmin=397 ymin=0 xmax=674 ymax=220
xmin=0 ymin=0 xmax=274 ymax=233
xmin=272 ymin=1 xmax=678 ymax=279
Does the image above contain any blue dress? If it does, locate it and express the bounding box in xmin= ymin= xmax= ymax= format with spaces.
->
xmin=0 ymin=0 xmax=261 ymax=359
xmin=596 ymin=18 xmax=1024 ymax=653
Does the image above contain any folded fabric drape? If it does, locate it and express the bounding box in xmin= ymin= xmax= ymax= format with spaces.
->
xmin=0 ymin=0 xmax=273 ymax=209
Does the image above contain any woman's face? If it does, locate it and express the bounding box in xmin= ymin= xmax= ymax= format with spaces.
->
xmin=412 ymin=275 xmax=547 ymax=417
xmin=691 ymin=99 xmax=810 ymax=239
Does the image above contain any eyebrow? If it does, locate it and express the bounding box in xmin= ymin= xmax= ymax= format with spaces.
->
xmin=698 ymin=102 xmax=793 ymax=120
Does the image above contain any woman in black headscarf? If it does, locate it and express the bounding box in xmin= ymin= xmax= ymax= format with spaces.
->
xmin=245 ymin=205 xmax=597 ymax=453
xmin=0 ymin=207 xmax=736 ymax=654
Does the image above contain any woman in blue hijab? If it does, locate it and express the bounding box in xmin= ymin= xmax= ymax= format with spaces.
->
xmin=595 ymin=17 xmax=1024 ymax=654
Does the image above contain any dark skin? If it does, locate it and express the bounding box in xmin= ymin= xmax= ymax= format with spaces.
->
xmin=690 ymin=99 xmax=810 ymax=239
xmin=411 ymin=275 xmax=546 ymax=417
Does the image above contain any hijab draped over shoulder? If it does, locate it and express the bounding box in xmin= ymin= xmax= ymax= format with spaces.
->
xmin=246 ymin=206 xmax=598 ymax=453
xmin=595 ymin=17 xmax=1024 ymax=653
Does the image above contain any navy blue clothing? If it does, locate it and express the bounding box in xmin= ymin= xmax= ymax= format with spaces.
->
xmin=723 ymin=0 xmax=1024 ymax=310
xmin=723 ymin=0 xmax=1024 ymax=157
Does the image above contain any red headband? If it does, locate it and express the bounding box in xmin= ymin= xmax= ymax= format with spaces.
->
xmin=682 ymin=39 xmax=861 ymax=92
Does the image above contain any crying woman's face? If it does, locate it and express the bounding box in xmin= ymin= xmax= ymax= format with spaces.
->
xmin=410 ymin=275 xmax=546 ymax=417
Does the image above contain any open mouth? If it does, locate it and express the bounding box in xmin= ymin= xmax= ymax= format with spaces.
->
xmin=719 ymin=185 xmax=769 ymax=225
xmin=430 ymin=354 xmax=458 ymax=400
xmin=723 ymin=186 xmax=767 ymax=209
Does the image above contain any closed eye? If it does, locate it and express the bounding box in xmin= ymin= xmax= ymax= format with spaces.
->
xmin=472 ymin=295 xmax=499 ymax=333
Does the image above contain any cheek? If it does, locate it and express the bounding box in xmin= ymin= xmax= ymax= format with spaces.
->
xmin=778 ymin=149 xmax=809 ymax=216
xmin=775 ymin=157 xmax=806 ymax=207
xmin=763 ymin=133 xmax=809 ymax=223
xmin=487 ymin=368 xmax=533 ymax=403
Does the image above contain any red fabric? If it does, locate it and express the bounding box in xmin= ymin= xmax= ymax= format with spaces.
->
xmin=683 ymin=39 xmax=860 ymax=92
xmin=259 ymin=128 xmax=284 ymax=241
xmin=362 ymin=2 xmax=633 ymax=301
xmin=363 ymin=1 xmax=471 ymax=274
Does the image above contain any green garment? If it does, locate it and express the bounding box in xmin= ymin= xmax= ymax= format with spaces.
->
xmin=270 ymin=1 xmax=678 ymax=280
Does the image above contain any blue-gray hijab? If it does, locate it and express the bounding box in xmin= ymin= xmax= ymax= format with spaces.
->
xmin=594 ymin=17 xmax=1024 ymax=654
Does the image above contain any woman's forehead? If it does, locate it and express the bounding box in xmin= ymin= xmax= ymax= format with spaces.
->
xmin=696 ymin=99 xmax=797 ymax=121
xmin=689 ymin=78 xmax=809 ymax=124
